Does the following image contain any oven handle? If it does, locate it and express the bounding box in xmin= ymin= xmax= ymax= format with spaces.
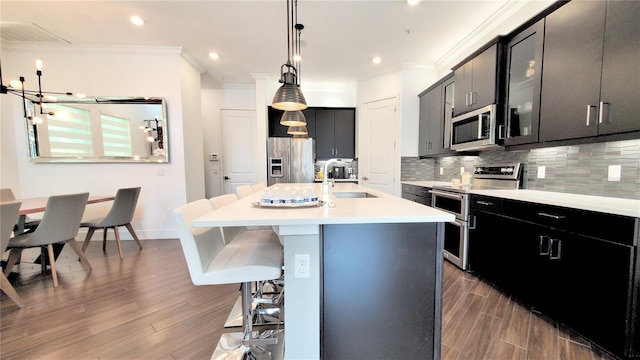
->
xmin=429 ymin=189 xmax=464 ymax=201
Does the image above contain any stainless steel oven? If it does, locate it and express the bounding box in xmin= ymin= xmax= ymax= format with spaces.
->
xmin=431 ymin=163 xmax=524 ymax=270
xmin=430 ymin=189 xmax=471 ymax=269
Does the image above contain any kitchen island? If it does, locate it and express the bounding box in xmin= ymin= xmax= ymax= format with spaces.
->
xmin=193 ymin=183 xmax=454 ymax=359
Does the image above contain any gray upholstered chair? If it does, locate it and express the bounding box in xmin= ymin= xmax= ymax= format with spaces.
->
xmin=1 ymin=188 xmax=40 ymax=232
xmin=235 ymin=185 xmax=253 ymax=199
xmin=1 ymin=201 xmax=24 ymax=307
xmin=5 ymin=193 xmax=92 ymax=288
xmin=173 ymin=199 xmax=283 ymax=357
xmin=81 ymin=187 xmax=142 ymax=258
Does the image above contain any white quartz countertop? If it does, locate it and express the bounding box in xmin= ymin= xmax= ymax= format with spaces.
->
xmin=402 ymin=181 xmax=639 ymax=218
xmin=471 ymin=189 xmax=640 ymax=218
xmin=193 ymin=183 xmax=454 ymax=227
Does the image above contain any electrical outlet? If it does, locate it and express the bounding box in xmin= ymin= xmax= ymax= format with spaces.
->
xmin=537 ymin=166 xmax=546 ymax=179
xmin=608 ymin=165 xmax=621 ymax=182
xmin=294 ymin=254 xmax=310 ymax=278
xmin=440 ymin=167 xmax=444 ymax=175
xmin=460 ymin=167 xmax=465 ymax=175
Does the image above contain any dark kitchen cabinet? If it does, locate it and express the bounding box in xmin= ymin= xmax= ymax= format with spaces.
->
xmin=315 ymin=108 xmax=355 ymax=160
xmin=267 ymin=106 xmax=316 ymax=139
xmin=418 ymin=74 xmax=455 ymax=157
xmin=453 ymin=43 xmax=501 ymax=117
xmin=539 ymin=0 xmax=640 ymax=142
xmin=468 ymin=194 xmax=640 ymax=360
xmin=503 ymin=19 xmax=545 ymax=146
xmin=401 ymin=183 xmax=432 ymax=206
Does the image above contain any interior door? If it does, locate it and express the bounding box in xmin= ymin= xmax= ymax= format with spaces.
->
xmin=359 ymin=97 xmax=398 ymax=195
xmin=221 ymin=110 xmax=258 ymax=195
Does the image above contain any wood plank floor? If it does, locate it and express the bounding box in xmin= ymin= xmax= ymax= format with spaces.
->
xmin=1 ymin=239 xmax=618 ymax=360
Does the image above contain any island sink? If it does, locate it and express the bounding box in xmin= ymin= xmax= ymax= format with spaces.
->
xmin=332 ymin=191 xmax=378 ymax=198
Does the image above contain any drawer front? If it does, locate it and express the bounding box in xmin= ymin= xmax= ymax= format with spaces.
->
xmin=416 ymin=186 xmax=431 ymax=198
xmin=503 ymin=199 xmax=637 ymax=246
xmin=402 ymin=184 xmax=418 ymax=195
xmin=402 ymin=192 xmax=420 ymax=203
xmin=470 ymin=194 xmax=503 ymax=214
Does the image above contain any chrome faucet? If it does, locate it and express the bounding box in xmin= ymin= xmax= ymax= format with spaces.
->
xmin=322 ymin=158 xmax=341 ymax=195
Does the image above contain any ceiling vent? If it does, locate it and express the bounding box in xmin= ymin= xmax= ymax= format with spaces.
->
xmin=0 ymin=22 xmax=70 ymax=43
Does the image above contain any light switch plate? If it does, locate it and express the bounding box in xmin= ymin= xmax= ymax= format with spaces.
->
xmin=608 ymin=165 xmax=621 ymax=182
xmin=537 ymin=166 xmax=546 ymax=179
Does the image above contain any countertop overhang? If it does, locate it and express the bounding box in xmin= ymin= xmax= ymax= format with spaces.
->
xmin=193 ymin=183 xmax=454 ymax=228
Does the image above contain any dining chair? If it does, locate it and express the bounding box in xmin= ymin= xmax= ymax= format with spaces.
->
xmin=173 ymin=199 xmax=283 ymax=357
xmin=235 ymin=185 xmax=253 ymax=199
xmin=1 ymin=201 xmax=24 ymax=307
xmin=4 ymin=193 xmax=92 ymax=288
xmin=81 ymin=187 xmax=142 ymax=258
xmin=1 ymin=188 xmax=40 ymax=232
xmin=251 ymin=183 xmax=266 ymax=192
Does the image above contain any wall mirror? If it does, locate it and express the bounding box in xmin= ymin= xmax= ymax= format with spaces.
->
xmin=24 ymin=96 xmax=168 ymax=163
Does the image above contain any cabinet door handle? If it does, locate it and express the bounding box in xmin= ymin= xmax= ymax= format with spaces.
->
xmin=586 ymin=105 xmax=597 ymax=126
xmin=469 ymin=215 xmax=476 ymax=230
xmin=598 ymin=102 xmax=610 ymax=124
xmin=335 ymin=147 xmax=338 ymax=155
xmin=470 ymin=92 xmax=477 ymax=105
xmin=477 ymin=201 xmax=493 ymax=206
xmin=550 ymin=238 xmax=563 ymax=260
xmin=538 ymin=212 xmax=566 ymax=220
xmin=539 ymin=235 xmax=550 ymax=256
xmin=498 ymin=125 xmax=506 ymax=140
xmin=465 ymin=93 xmax=470 ymax=106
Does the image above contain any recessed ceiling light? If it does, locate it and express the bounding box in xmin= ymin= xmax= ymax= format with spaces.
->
xmin=209 ymin=52 xmax=220 ymax=60
xmin=407 ymin=0 xmax=420 ymax=5
xmin=130 ymin=16 xmax=145 ymax=26
xmin=372 ymin=56 xmax=382 ymax=64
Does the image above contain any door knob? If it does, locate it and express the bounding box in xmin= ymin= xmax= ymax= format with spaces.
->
xmin=224 ymin=176 xmax=230 ymax=180
xmin=362 ymin=176 xmax=369 ymax=181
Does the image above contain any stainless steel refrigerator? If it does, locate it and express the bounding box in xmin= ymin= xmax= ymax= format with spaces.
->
xmin=267 ymin=137 xmax=315 ymax=186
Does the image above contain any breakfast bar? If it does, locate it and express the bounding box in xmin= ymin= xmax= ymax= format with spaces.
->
xmin=193 ymin=183 xmax=454 ymax=359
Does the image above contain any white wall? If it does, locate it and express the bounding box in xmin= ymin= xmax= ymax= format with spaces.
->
xmin=356 ymin=65 xmax=435 ymax=157
xmin=1 ymin=44 xmax=199 ymax=239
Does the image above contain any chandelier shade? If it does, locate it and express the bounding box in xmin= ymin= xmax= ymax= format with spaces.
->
xmin=280 ymin=110 xmax=307 ymax=126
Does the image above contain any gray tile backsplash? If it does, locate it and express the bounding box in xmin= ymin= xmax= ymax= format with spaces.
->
xmin=401 ymin=139 xmax=640 ymax=200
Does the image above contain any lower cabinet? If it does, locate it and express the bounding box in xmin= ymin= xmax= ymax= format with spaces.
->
xmin=401 ymin=183 xmax=432 ymax=206
xmin=468 ymin=195 xmax=639 ymax=359
xmin=322 ymin=223 xmax=442 ymax=359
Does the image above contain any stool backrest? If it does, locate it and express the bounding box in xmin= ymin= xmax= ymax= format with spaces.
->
xmin=235 ymin=185 xmax=253 ymax=199
xmin=251 ymin=183 xmax=266 ymax=192
xmin=173 ymin=199 xmax=226 ymax=285
xmin=209 ymin=194 xmax=245 ymax=244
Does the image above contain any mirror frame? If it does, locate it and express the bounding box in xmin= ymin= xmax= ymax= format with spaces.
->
xmin=24 ymin=96 xmax=169 ymax=163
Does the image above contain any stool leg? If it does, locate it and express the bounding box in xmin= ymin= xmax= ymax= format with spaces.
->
xmin=241 ymin=282 xmax=253 ymax=341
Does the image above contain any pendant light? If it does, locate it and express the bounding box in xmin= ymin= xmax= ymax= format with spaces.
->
xmin=272 ymin=0 xmax=307 ymax=111
xmin=280 ymin=110 xmax=306 ymax=126
xmin=287 ymin=125 xmax=308 ymax=136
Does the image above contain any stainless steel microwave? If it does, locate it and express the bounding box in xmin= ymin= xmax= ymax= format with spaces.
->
xmin=450 ymin=104 xmax=500 ymax=151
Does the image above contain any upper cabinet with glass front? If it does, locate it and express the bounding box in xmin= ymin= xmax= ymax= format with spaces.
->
xmin=503 ymin=19 xmax=544 ymax=146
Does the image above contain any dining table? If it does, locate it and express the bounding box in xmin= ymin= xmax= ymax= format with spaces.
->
xmin=6 ymin=195 xmax=116 ymax=234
